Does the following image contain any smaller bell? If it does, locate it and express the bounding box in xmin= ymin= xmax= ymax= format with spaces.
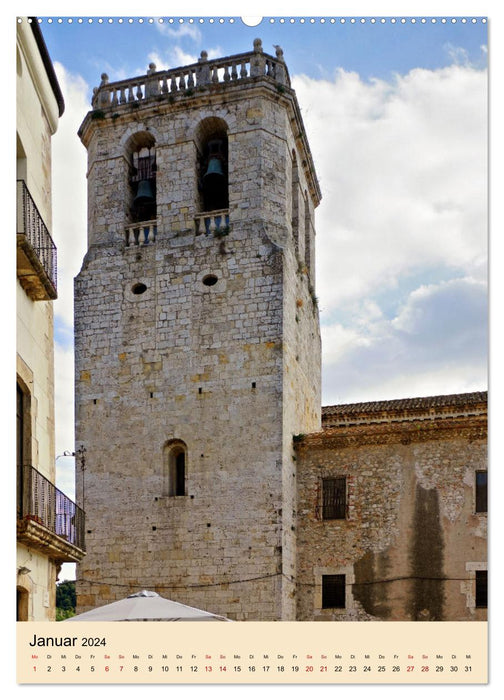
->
xmin=204 ymin=156 xmax=225 ymax=180
xmin=134 ymin=179 xmax=155 ymax=205
xmin=203 ymin=139 xmax=226 ymax=181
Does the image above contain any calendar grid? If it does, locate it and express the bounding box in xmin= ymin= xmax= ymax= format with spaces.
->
xmin=17 ymin=621 xmax=487 ymax=684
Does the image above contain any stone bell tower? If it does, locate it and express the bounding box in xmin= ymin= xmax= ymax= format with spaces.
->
xmin=75 ymin=39 xmax=321 ymax=620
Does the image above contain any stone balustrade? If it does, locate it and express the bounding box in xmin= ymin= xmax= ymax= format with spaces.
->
xmin=92 ymin=39 xmax=289 ymax=109
xmin=194 ymin=210 xmax=230 ymax=236
xmin=124 ymin=220 xmax=157 ymax=247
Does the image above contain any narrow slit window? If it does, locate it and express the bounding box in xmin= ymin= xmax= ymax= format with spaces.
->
xmin=175 ymin=452 xmax=185 ymax=496
xmin=163 ymin=441 xmax=187 ymax=497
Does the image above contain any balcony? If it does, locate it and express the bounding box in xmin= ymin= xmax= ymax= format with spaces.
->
xmin=16 ymin=180 xmax=57 ymax=300
xmin=17 ymin=465 xmax=85 ymax=563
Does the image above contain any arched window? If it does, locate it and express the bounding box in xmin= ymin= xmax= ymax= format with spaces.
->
xmin=126 ymin=132 xmax=157 ymax=223
xmin=195 ymin=118 xmax=229 ymax=213
xmin=163 ymin=441 xmax=187 ymax=497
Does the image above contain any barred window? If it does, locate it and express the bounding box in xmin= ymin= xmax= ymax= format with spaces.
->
xmin=322 ymin=574 xmax=346 ymax=609
xmin=475 ymin=471 xmax=487 ymax=513
xmin=322 ymin=477 xmax=346 ymax=519
xmin=475 ymin=570 xmax=487 ymax=608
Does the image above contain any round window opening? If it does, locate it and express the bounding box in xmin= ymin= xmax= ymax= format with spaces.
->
xmin=132 ymin=282 xmax=147 ymax=295
xmin=202 ymin=274 xmax=219 ymax=287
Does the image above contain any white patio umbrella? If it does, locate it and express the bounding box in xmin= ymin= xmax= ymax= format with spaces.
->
xmin=66 ymin=590 xmax=232 ymax=622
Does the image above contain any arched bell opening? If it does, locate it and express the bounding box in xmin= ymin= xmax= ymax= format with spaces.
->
xmin=195 ymin=117 xmax=229 ymax=213
xmin=125 ymin=131 xmax=157 ymax=224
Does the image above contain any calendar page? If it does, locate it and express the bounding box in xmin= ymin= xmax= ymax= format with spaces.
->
xmin=15 ymin=8 xmax=489 ymax=690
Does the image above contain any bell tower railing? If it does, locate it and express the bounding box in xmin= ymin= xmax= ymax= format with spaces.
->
xmin=91 ymin=40 xmax=289 ymax=111
xmin=194 ymin=210 xmax=230 ymax=236
xmin=124 ymin=220 xmax=157 ymax=247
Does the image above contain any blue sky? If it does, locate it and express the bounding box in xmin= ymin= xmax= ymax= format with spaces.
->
xmin=39 ymin=11 xmax=488 ymax=421
xmin=22 ymin=16 xmax=488 ymax=579
xmin=40 ymin=16 xmax=487 ymax=89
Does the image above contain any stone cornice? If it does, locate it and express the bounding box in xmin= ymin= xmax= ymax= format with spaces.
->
xmin=17 ymin=518 xmax=86 ymax=564
xmin=322 ymin=391 xmax=487 ymax=428
xmin=295 ymin=414 xmax=487 ymax=452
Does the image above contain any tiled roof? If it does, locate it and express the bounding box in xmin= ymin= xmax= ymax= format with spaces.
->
xmin=322 ymin=391 xmax=487 ymax=426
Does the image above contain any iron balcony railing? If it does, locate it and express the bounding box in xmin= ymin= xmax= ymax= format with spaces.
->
xmin=18 ymin=464 xmax=85 ymax=551
xmin=17 ymin=180 xmax=57 ymax=292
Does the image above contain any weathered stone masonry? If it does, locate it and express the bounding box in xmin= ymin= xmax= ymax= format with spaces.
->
xmin=295 ymin=392 xmax=487 ymax=621
xmin=75 ymin=41 xmax=321 ymax=621
xmin=74 ymin=40 xmax=487 ymax=622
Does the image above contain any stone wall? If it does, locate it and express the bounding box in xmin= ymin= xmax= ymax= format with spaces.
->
xmin=75 ymin=53 xmax=321 ymax=620
xmin=295 ymin=395 xmax=487 ymax=621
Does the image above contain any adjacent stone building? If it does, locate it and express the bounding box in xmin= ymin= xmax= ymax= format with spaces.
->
xmin=295 ymin=392 xmax=487 ymax=621
xmin=16 ymin=17 xmax=85 ymax=621
xmin=74 ymin=40 xmax=487 ymax=622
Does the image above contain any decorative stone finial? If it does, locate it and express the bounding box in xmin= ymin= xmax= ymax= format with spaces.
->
xmin=147 ymin=62 xmax=157 ymax=74
xmin=274 ymin=45 xmax=284 ymax=61
xmin=253 ymin=38 xmax=263 ymax=53
xmin=100 ymin=73 xmax=109 ymax=85
xmin=199 ymin=50 xmax=208 ymax=62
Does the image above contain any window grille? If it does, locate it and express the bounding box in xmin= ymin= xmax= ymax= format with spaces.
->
xmin=322 ymin=477 xmax=346 ymax=519
xmin=475 ymin=471 xmax=487 ymax=513
xmin=322 ymin=574 xmax=346 ymax=609
xmin=475 ymin=570 xmax=487 ymax=608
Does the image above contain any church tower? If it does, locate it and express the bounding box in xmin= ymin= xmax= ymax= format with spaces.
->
xmin=75 ymin=39 xmax=321 ymax=620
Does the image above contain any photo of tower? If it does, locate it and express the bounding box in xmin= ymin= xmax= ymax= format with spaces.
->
xmin=17 ymin=17 xmax=487 ymax=624
xmin=73 ymin=35 xmax=487 ymax=621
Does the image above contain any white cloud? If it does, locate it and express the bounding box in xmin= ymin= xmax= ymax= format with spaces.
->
xmin=155 ymin=21 xmax=203 ymax=44
xmin=51 ymin=64 xmax=88 ymax=497
xmin=54 ymin=341 xmax=76 ymax=471
xmin=148 ymin=47 xmax=198 ymax=71
xmin=147 ymin=44 xmax=224 ymax=73
xmin=294 ymin=62 xmax=487 ymax=313
xmin=321 ymin=277 xmax=487 ymax=405
xmin=292 ymin=61 xmax=487 ymax=402
xmin=52 ymin=63 xmax=89 ymax=331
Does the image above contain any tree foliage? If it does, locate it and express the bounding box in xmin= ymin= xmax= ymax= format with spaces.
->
xmin=56 ymin=580 xmax=76 ymax=614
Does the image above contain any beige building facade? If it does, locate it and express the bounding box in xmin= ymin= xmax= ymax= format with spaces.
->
xmin=74 ymin=41 xmax=487 ymax=622
xmin=16 ymin=18 xmax=85 ymax=621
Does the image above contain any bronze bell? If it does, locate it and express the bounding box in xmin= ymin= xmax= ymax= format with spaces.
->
xmin=203 ymin=139 xmax=226 ymax=180
xmin=204 ymin=157 xmax=225 ymax=179
xmin=134 ymin=179 xmax=155 ymax=205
